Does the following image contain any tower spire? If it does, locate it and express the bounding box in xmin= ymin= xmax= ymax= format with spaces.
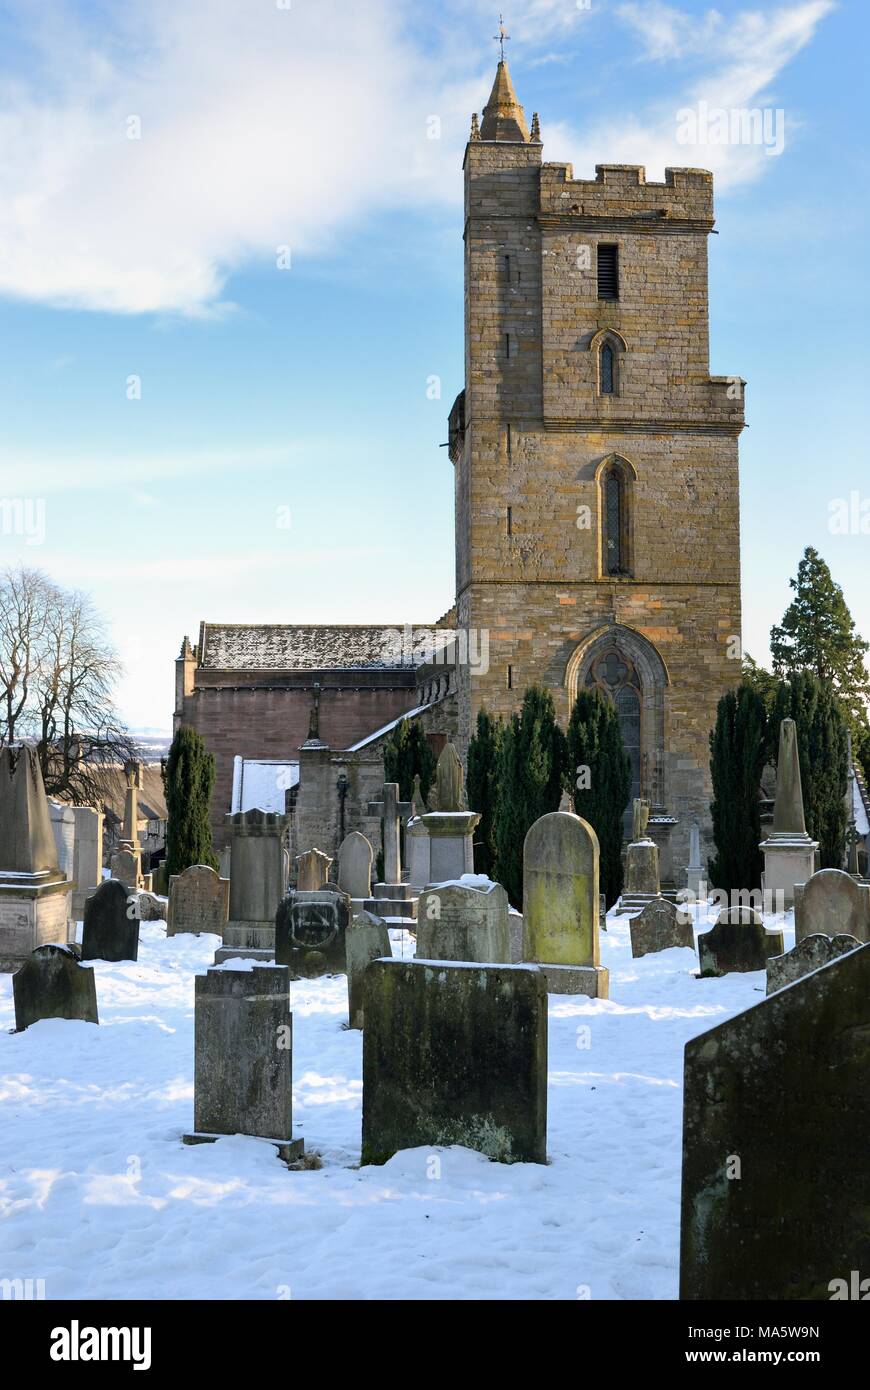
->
xmin=479 ymin=25 xmax=530 ymax=144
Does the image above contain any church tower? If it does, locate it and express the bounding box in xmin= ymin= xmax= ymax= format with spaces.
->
xmin=449 ymin=57 xmax=745 ymax=879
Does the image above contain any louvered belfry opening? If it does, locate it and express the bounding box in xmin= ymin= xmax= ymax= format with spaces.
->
xmin=597 ymin=244 xmax=619 ymax=300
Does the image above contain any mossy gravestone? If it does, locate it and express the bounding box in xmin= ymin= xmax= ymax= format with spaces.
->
xmin=522 ymin=811 xmax=608 ymax=996
xmin=680 ymin=942 xmax=870 ymax=1300
xmin=167 ymin=864 xmax=229 ymax=937
xmin=81 ymin=880 xmax=139 ymax=963
xmin=794 ymin=868 xmax=870 ymax=945
xmin=416 ymin=880 xmax=511 ymax=963
xmin=697 ymin=907 xmax=783 ymax=977
xmin=361 ymin=958 xmax=547 ymax=1165
xmin=185 ymin=963 xmax=303 ymax=1162
xmin=767 ymin=932 xmax=861 ymax=995
xmin=346 ymin=910 xmax=391 ymax=1029
xmin=275 ymin=886 xmax=349 ymax=978
xmin=630 ymin=897 xmax=695 ymax=959
xmin=13 ymin=944 xmax=98 ymax=1031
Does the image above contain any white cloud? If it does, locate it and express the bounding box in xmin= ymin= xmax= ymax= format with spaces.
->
xmin=0 ymin=0 xmax=479 ymax=317
xmin=551 ymin=1 xmax=836 ymax=190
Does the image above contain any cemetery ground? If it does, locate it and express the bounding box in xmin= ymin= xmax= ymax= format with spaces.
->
xmin=1 ymin=904 xmax=793 ymax=1302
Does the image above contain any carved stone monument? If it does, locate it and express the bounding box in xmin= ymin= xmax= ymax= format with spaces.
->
xmin=762 ymin=718 xmax=819 ymax=909
xmin=0 ymin=745 xmax=73 ymax=972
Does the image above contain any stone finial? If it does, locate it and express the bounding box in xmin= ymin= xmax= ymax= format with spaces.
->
xmin=179 ymin=635 xmax=195 ymax=659
xmin=479 ymin=60 xmax=531 ymax=142
xmin=631 ymin=797 xmax=651 ymax=843
xmin=530 ymin=112 xmax=541 ymax=142
xmin=469 ymin=111 xmax=481 ymax=142
xmin=434 ymin=741 xmax=467 ymax=813
xmin=772 ymin=718 xmax=807 ymax=835
xmin=411 ymin=773 xmax=427 ymax=818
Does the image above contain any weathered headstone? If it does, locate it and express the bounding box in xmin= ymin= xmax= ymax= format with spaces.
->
xmin=167 ymin=864 xmax=230 ymax=937
xmin=219 ymin=808 xmax=287 ymax=960
xmin=766 ymin=932 xmax=862 ymax=994
xmin=416 ymin=880 xmax=510 ymax=963
xmin=685 ymin=823 xmax=703 ymax=897
xmin=81 ymin=879 xmax=139 ymax=962
xmin=405 ymin=817 xmax=431 ymax=892
xmin=616 ymin=836 xmax=660 ymax=915
xmin=184 ymin=963 xmax=303 ymax=1162
xmin=295 ymin=847 xmax=332 ymax=891
xmin=275 ymin=885 xmax=349 ymax=978
xmin=365 ymin=782 xmax=417 ymax=927
xmin=761 ymin=718 xmax=819 ymax=908
xmin=680 ymin=942 xmax=870 ymax=1299
xmin=522 ymin=811 xmax=608 ymax=996
xmin=13 ymin=943 xmax=99 ymax=1031
xmin=361 ymin=958 xmax=548 ymax=1165
xmin=110 ymin=846 xmax=141 ymax=892
xmin=336 ymin=831 xmax=373 ymax=901
xmin=382 ymin=782 xmax=401 ymax=886
xmin=70 ymin=805 xmax=103 ymax=922
xmin=0 ymin=745 xmax=73 ymax=971
xmin=697 ymin=906 xmax=784 ymax=977
xmin=794 ymin=867 xmax=870 ymax=945
xmin=630 ymin=896 xmax=695 ymax=959
xmin=346 ymin=909 xmax=391 ymax=1029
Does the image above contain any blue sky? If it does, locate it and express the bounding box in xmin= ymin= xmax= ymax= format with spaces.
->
xmin=0 ymin=0 xmax=866 ymax=730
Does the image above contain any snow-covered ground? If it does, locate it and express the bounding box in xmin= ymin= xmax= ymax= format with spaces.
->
xmin=0 ymin=904 xmax=793 ymax=1301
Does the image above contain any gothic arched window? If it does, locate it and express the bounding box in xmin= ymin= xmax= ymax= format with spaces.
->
xmin=584 ymin=648 xmax=643 ymax=818
xmin=600 ymin=342 xmax=615 ymax=394
xmin=601 ymin=460 xmax=631 ymax=576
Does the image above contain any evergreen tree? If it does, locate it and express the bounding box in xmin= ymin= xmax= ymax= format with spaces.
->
xmin=771 ymin=672 xmax=849 ymax=868
xmin=708 ymin=683 xmax=767 ymax=893
xmin=383 ymin=718 xmax=436 ymax=804
xmin=493 ymin=686 xmax=566 ymax=908
xmin=163 ymin=725 xmax=218 ymax=877
xmin=770 ymin=547 xmax=870 ymax=741
xmin=466 ymin=707 xmax=503 ymax=878
xmin=565 ymin=688 xmax=632 ymax=908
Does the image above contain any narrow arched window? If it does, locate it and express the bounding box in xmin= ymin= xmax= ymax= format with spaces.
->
xmin=600 ymin=342 xmax=615 ymax=395
xmin=604 ymin=468 xmax=624 ymax=573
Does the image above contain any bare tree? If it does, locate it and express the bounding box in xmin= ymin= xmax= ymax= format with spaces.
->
xmin=0 ymin=566 xmax=137 ymax=803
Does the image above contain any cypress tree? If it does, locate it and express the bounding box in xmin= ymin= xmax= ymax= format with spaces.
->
xmin=771 ymin=672 xmax=849 ymax=868
xmin=163 ymin=725 xmax=218 ymax=877
xmin=566 ymin=688 xmax=632 ymax=907
xmin=770 ymin=546 xmax=870 ymax=742
xmin=708 ymin=683 xmax=767 ymax=893
xmin=466 ymin=707 xmax=503 ymax=878
xmin=493 ymin=686 xmax=566 ymax=908
xmin=383 ymin=719 xmax=437 ymax=804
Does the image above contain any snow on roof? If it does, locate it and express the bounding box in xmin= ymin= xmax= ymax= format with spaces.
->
xmin=345 ymin=701 xmax=433 ymax=753
xmin=231 ymin=757 xmax=298 ymax=815
xmin=199 ymin=623 xmax=456 ymax=672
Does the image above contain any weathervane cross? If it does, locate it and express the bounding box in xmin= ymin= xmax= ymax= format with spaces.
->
xmin=494 ymin=14 xmax=510 ymax=62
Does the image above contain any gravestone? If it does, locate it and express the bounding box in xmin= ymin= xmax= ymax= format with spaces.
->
xmin=346 ymin=909 xmax=391 ymax=1029
xmin=365 ymin=782 xmax=416 ymax=928
xmin=13 ymin=943 xmax=99 ymax=1031
xmin=70 ymin=805 xmax=103 ymax=922
xmin=766 ymin=932 xmax=862 ymax=995
xmin=686 ymin=823 xmax=703 ymax=897
xmin=81 ymin=879 xmax=139 ymax=962
xmin=183 ymin=963 xmax=303 ymax=1162
xmin=405 ymin=817 xmax=431 ymax=892
xmin=630 ymin=896 xmax=695 ymax=959
xmin=167 ymin=864 xmax=230 ymax=937
xmin=697 ymin=906 xmax=784 ymax=977
xmin=361 ymin=958 xmax=547 ymax=1165
xmin=110 ymin=846 xmax=141 ymax=892
xmin=0 ymin=744 xmax=73 ymax=971
xmin=336 ymin=832 xmax=373 ymax=902
xmin=295 ymin=847 xmax=331 ymax=891
xmin=48 ymin=800 xmax=76 ymax=881
xmin=680 ymin=942 xmax=870 ymax=1299
xmin=522 ymin=811 xmax=608 ymax=996
xmin=761 ymin=718 xmax=818 ymax=908
xmin=275 ymin=885 xmax=349 ymax=978
xmin=616 ymin=835 xmax=660 ymax=915
xmin=416 ymin=880 xmax=510 ymax=963
xmin=219 ymin=808 xmax=287 ymax=960
xmin=794 ymin=868 xmax=870 ymax=945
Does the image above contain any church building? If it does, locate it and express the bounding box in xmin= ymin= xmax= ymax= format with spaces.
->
xmin=175 ymin=57 xmax=745 ymax=882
